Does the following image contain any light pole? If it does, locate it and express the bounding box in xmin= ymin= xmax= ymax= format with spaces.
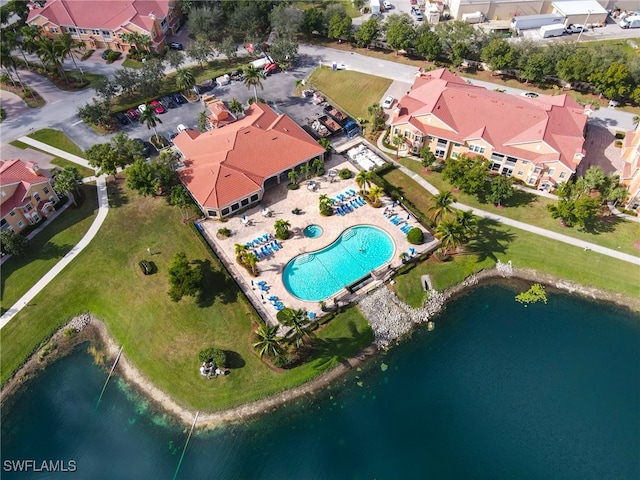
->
xmin=576 ymin=10 xmax=591 ymax=43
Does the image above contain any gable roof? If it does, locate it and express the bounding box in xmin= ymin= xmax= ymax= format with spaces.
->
xmin=391 ymin=68 xmax=587 ymax=169
xmin=173 ymin=103 xmax=325 ymax=210
xmin=0 ymin=159 xmax=51 ymax=217
xmin=27 ymin=0 xmax=170 ymax=32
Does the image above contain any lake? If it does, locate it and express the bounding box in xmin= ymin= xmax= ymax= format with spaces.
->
xmin=2 ymin=284 xmax=639 ymax=479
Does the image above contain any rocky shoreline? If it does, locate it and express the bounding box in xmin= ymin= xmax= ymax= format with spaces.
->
xmin=2 ymin=265 xmax=639 ymax=428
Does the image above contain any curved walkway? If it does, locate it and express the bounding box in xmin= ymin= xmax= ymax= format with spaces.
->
xmin=374 ymin=139 xmax=640 ymax=266
xmin=0 ymin=138 xmax=108 ymax=328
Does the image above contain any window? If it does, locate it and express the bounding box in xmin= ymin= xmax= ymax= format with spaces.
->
xmin=231 ymin=203 xmax=239 ymax=211
xmin=414 ymin=135 xmax=422 ymax=142
xmin=505 ymin=157 xmax=517 ymax=167
xmin=221 ymin=207 xmax=230 ymax=216
xmin=522 ymin=160 xmax=529 ymax=165
xmin=501 ymin=167 xmax=513 ymax=176
xmin=491 ymin=153 xmax=504 ymax=162
xmin=50 ymin=27 xmax=58 ymax=33
xmin=101 ymin=30 xmax=111 ymax=37
xmin=404 ymin=130 xmax=410 ymax=138
xmin=32 ymin=214 xmax=39 ymax=222
xmin=160 ymin=18 xmax=167 ymax=28
xmin=413 ymin=146 xmax=419 ymax=153
xmin=490 ymin=163 xmax=501 ymax=171
xmin=452 ymin=152 xmax=459 ymax=158
xmin=435 ymin=148 xmax=446 ymax=158
xmin=17 ymin=221 xmax=24 ymax=228
xmin=527 ymin=177 xmax=536 ymax=185
xmin=207 ymin=209 xmax=216 ymax=217
xmin=548 ymin=168 xmax=555 ymax=176
xmin=241 ymin=198 xmax=249 ymax=207
xmin=25 ymin=203 xmax=32 ymax=211
xmin=393 ymin=128 xmax=400 ymax=135
xmin=0 ymin=219 xmax=5 ymax=227
xmin=517 ymin=171 xmax=524 ymax=176
xmin=79 ymin=28 xmax=87 ymax=34
xmin=437 ymin=139 xmax=447 ymax=147
xmin=533 ymin=167 xmax=542 ymax=174
xmin=43 ymin=187 xmax=49 ymax=194
xmin=454 ymin=142 xmax=461 ymax=147
xmin=92 ymin=29 xmax=100 ymax=35
xmin=468 ymin=144 xmax=485 ymax=154
xmin=34 ymin=193 xmax=41 ymax=201
xmin=67 ymin=27 xmax=77 ymax=34
xmin=9 ymin=211 xmax=15 ymax=216
xmin=250 ymin=194 xmax=259 ymax=202
xmin=559 ymin=172 xmax=566 ymax=179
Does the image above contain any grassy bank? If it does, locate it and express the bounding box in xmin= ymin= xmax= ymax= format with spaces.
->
xmin=376 ymin=167 xmax=640 ymax=307
xmin=0 ymin=184 xmax=99 ymax=314
xmin=0 ymin=180 xmax=373 ymax=410
xmin=27 ymin=129 xmax=86 ymax=158
xmin=9 ymin=139 xmax=94 ymax=178
xmin=398 ymin=159 xmax=640 ymax=257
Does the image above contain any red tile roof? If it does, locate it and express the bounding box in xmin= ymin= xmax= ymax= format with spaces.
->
xmin=27 ymin=0 xmax=170 ymax=33
xmin=174 ymin=103 xmax=325 ymax=210
xmin=392 ymin=68 xmax=588 ymax=169
xmin=0 ymin=160 xmax=51 ymax=217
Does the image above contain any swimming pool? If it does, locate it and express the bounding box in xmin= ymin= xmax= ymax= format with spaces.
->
xmin=303 ymin=224 xmax=323 ymax=238
xmin=283 ymin=225 xmax=394 ymax=302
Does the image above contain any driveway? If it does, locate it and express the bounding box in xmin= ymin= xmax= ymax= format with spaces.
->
xmin=578 ymin=124 xmax=624 ymax=176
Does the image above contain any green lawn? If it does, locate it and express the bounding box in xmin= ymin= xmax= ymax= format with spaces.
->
xmin=9 ymin=139 xmax=94 ymax=177
xmin=398 ymin=159 xmax=640 ymax=257
xmin=27 ymin=129 xmax=85 ymax=158
xmin=121 ymin=59 xmax=143 ymax=69
xmin=306 ymin=67 xmax=392 ymax=120
xmin=0 ymin=181 xmax=374 ymax=411
xmin=0 ymin=184 xmax=99 ymax=314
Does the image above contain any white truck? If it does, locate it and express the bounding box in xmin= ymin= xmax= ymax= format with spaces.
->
xmin=511 ymin=13 xmax=564 ymax=31
xmin=539 ymin=24 xmax=566 ymax=38
xmin=370 ymin=0 xmax=381 ymax=15
xmin=620 ymin=15 xmax=640 ymax=28
xmin=462 ymin=11 xmax=484 ymax=24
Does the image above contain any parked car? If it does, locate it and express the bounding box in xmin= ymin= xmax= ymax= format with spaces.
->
xmin=133 ymin=138 xmax=151 ymax=156
xmin=149 ymin=100 xmax=166 ymax=114
xmin=565 ymin=24 xmax=586 ymax=33
xmin=172 ymin=92 xmax=187 ymax=104
xmin=138 ymin=104 xmax=147 ymax=113
xmin=193 ymin=79 xmax=214 ymax=95
xmin=177 ymin=124 xmax=188 ymax=132
xmin=411 ymin=7 xmax=423 ymax=20
xmin=383 ymin=0 xmax=392 ymax=9
xmin=520 ymin=91 xmax=539 ymax=98
xmin=101 ymin=50 xmax=111 ymax=60
xmin=168 ymin=42 xmax=183 ymax=50
xmin=382 ymin=95 xmax=394 ymax=109
xmin=160 ymin=95 xmax=177 ymax=109
xmin=126 ymin=108 xmax=140 ymax=121
xmin=263 ymin=62 xmax=278 ymax=75
xmin=113 ymin=112 xmax=130 ymax=127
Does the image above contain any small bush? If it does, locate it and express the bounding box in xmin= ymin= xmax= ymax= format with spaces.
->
xmin=198 ymin=347 xmax=226 ymax=367
xmin=338 ymin=168 xmax=352 ymax=179
xmin=276 ymin=307 xmax=295 ymax=323
xmin=287 ymin=183 xmax=300 ymax=190
xmin=614 ymin=131 xmax=626 ymax=140
xmin=81 ymin=50 xmax=94 ymax=60
xmin=217 ymin=227 xmax=231 ymax=238
xmin=272 ymin=352 xmax=298 ymax=369
xmin=406 ymin=227 xmax=424 ymax=244
xmin=63 ymin=328 xmax=76 ymax=338
xmin=106 ymin=50 xmax=122 ymax=63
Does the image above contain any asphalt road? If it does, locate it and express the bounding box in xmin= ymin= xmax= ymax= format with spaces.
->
xmin=0 ymin=43 xmax=637 ymax=151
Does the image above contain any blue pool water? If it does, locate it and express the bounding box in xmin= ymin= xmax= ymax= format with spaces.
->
xmin=283 ymin=225 xmax=394 ymax=301
xmin=303 ymin=224 xmax=323 ymax=238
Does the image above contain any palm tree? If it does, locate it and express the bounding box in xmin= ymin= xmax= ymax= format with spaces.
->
xmin=0 ymin=40 xmax=27 ymax=93
xmin=228 ymin=98 xmax=244 ymax=115
xmin=287 ymin=169 xmax=298 ymax=185
xmin=633 ymin=115 xmax=640 ymax=128
xmin=355 ymin=170 xmax=373 ymax=194
xmin=252 ymin=324 xmax=283 ymax=358
xmin=234 ymin=243 xmax=249 ymax=263
xmin=274 ymin=219 xmax=290 ymax=240
xmin=243 ymin=65 xmax=265 ymax=102
xmin=312 ymin=157 xmax=325 ymax=174
xmin=245 ymin=251 xmax=259 ymax=276
xmin=429 ymin=191 xmax=456 ymax=224
xmin=3 ymin=29 xmax=28 ymax=66
xmin=53 ymin=166 xmax=83 ymax=205
xmin=368 ymin=102 xmax=383 ymax=119
xmin=175 ymin=68 xmax=195 ymax=95
xmin=368 ymin=185 xmax=385 ymax=207
xmin=392 ymin=134 xmax=405 ymax=159
xmin=456 ymin=209 xmax=478 ymax=239
xmin=281 ymin=308 xmax=312 ymax=348
xmin=318 ymin=194 xmax=333 ymax=216
xmin=37 ymin=36 xmax=68 ymax=83
xmin=138 ymin=104 xmax=162 ymax=141
xmin=317 ymin=138 xmax=331 ymax=154
xmin=299 ymin=164 xmax=311 ymax=181
xmin=56 ymin=32 xmax=84 ymax=76
xmin=435 ymin=219 xmax=464 ymax=254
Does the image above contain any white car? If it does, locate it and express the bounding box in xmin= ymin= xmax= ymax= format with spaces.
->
xmin=382 ymin=95 xmax=394 ymax=109
xmin=520 ymin=92 xmax=539 ymax=98
xmin=565 ymin=24 xmax=586 ymax=34
xmin=137 ymin=104 xmax=147 ymax=113
xmin=383 ymin=0 xmax=392 ymax=9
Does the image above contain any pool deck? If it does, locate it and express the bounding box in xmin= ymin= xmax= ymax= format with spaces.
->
xmin=199 ymin=155 xmax=439 ymax=326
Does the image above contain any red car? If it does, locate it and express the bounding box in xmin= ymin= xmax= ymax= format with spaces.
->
xmin=126 ymin=108 xmax=140 ymax=121
xmin=150 ymin=100 xmax=166 ymax=114
xmin=263 ymin=62 xmax=278 ymax=75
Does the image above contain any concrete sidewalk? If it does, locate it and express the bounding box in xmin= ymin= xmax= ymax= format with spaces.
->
xmin=375 ymin=138 xmax=640 ymax=266
xmin=0 ymin=143 xmax=108 ymax=329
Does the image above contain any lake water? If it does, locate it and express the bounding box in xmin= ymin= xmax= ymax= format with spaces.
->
xmin=2 ymin=285 xmax=639 ymax=479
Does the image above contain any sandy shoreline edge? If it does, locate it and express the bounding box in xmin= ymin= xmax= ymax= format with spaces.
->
xmin=2 ymin=267 xmax=639 ymax=429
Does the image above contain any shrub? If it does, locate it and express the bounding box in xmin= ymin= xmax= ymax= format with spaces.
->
xmin=406 ymin=227 xmax=424 ymax=244
xmin=81 ymin=49 xmax=94 ymax=60
xmin=287 ymin=183 xmax=300 ymax=190
xmin=105 ymin=50 xmax=122 ymax=63
xmin=272 ymin=352 xmax=298 ymax=369
xmin=614 ymin=132 xmax=626 ymax=140
xmin=0 ymin=106 xmax=6 ymax=122
xmin=338 ymin=168 xmax=352 ymax=179
xmin=198 ymin=347 xmax=226 ymax=367
xmin=63 ymin=328 xmax=76 ymax=338
xmin=217 ymin=227 xmax=231 ymax=238
xmin=276 ymin=307 xmax=295 ymax=323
